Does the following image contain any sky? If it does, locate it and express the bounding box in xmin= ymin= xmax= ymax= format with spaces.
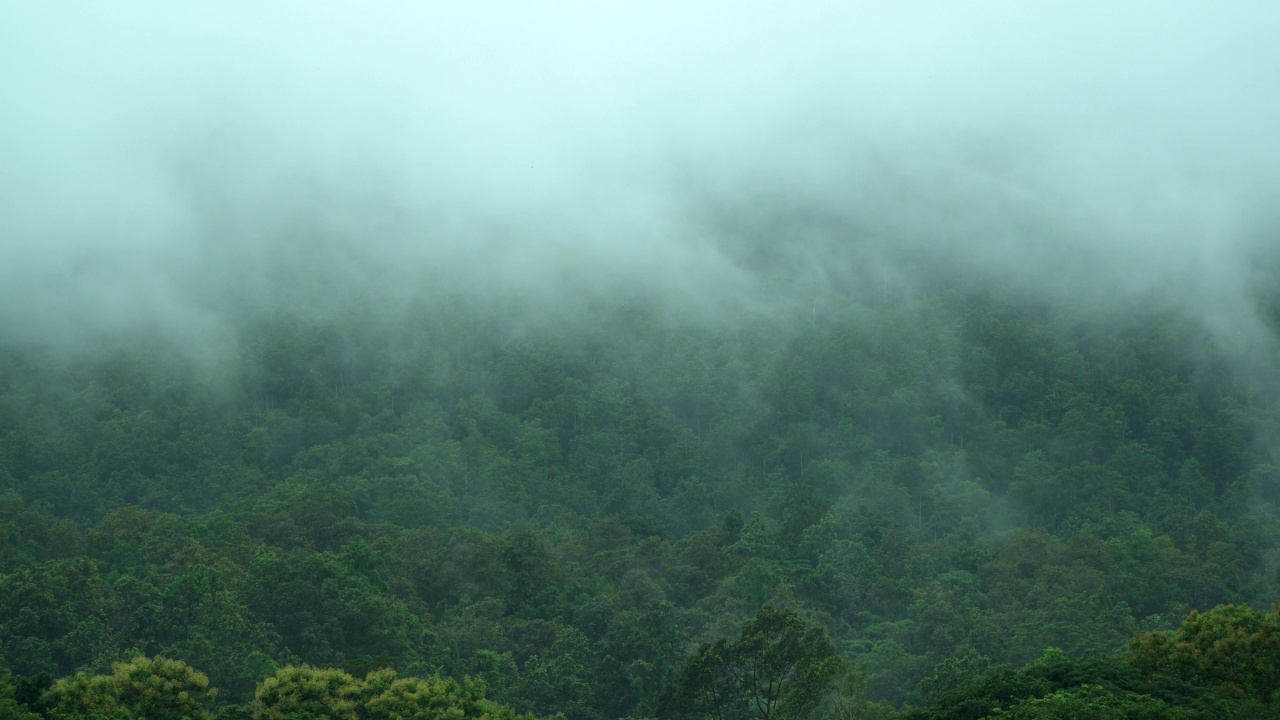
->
xmin=1 ymin=2 xmax=1278 ymax=347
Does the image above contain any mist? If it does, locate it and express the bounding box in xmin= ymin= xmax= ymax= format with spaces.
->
xmin=2 ymin=2 xmax=1279 ymax=361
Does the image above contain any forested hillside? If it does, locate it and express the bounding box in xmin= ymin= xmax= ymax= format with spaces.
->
xmin=3 ymin=232 xmax=1280 ymax=717
xmin=6 ymin=4 xmax=1280 ymax=718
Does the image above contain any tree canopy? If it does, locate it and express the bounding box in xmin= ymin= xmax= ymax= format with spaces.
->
xmin=2 ymin=254 xmax=1280 ymax=718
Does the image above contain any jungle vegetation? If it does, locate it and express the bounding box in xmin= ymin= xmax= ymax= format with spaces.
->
xmin=3 ymin=237 xmax=1280 ymax=719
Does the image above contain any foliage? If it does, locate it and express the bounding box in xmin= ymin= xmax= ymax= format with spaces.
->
xmin=901 ymin=624 xmax=1280 ymax=720
xmin=1127 ymin=603 xmax=1280 ymax=704
xmin=3 ymin=267 xmax=1280 ymax=717
xmin=662 ymin=605 xmax=843 ymax=720
xmin=251 ymin=665 xmax=361 ymax=720
xmin=43 ymin=655 xmax=215 ymax=720
xmin=248 ymin=665 xmax=530 ymax=720
xmin=362 ymin=669 xmax=531 ymax=720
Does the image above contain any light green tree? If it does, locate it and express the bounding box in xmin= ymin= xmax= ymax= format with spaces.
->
xmin=45 ymin=655 xmax=216 ymax=720
xmin=252 ymin=665 xmax=531 ymax=720
xmin=251 ymin=665 xmax=361 ymax=720
xmin=363 ymin=668 xmax=530 ymax=720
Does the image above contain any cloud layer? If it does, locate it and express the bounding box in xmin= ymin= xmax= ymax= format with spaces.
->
xmin=2 ymin=2 xmax=1278 ymax=351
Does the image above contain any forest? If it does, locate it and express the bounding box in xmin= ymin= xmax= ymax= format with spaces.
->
xmin=5 ymin=4 xmax=1280 ymax=719
xmin=3 ymin=224 xmax=1280 ymax=719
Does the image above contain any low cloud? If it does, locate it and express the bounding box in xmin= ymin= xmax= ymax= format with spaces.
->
xmin=1 ymin=2 xmax=1277 ymax=360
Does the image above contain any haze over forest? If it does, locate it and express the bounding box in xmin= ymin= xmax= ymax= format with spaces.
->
xmin=4 ymin=3 xmax=1279 ymax=346
xmin=3 ymin=3 xmax=1280 ymax=719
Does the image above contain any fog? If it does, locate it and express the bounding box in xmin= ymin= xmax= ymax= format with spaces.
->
xmin=2 ymin=2 xmax=1279 ymax=356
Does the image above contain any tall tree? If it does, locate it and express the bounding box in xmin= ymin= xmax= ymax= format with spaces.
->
xmin=44 ymin=655 xmax=216 ymax=720
xmin=662 ymin=606 xmax=843 ymax=720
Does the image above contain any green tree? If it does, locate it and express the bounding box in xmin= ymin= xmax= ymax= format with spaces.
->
xmin=1128 ymin=604 xmax=1280 ymax=704
xmin=250 ymin=665 xmax=529 ymax=720
xmin=251 ymin=665 xmax=361 ymax=720
xmin=662 ymin=606 xmax=843 ymax=720
xmin=44 ymin=655 xmax=216 ymax=720
xmin=0 ymin=672 xmax=44 ymax=720
xmin=820 ymin=664 xmax=894 ymax=720
xmin=362 ymin=668 xmax=530 ymax=720
xmin=987 ymin=683 xmax=1183 ymax=720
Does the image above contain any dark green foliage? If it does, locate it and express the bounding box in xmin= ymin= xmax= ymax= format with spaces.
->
xmin=906 ymin=601 xmax=1280 ymax=718
xmin=2 ymin=264 xmax=1280 ymax=717
xmin=661 ymin=606 xmax=843 ymax=720
xmin=0 ymin=673 xmax=48 ymax=720
xmin=1128 ymin=604 xmax=1280 ymax=705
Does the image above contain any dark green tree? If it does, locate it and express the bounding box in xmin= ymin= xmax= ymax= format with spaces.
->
xmin=662 ymin=606 xmax=843 ymax=720
xmin=1128 ymin=604 xmax=1280 ymax=705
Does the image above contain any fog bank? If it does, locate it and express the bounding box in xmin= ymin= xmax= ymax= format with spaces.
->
xmin=2 ymin=2 xmax=1278 ymax=355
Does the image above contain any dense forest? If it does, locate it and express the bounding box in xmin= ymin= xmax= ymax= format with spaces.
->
xmin=5 ymin=2 xmax=1280 ymax=718
xmin=3 ymin=224 xmax=1280 ymax=719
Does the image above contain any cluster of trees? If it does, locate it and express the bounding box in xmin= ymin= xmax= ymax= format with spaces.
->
xmin=905 ymin=603 xmax=1280 ymax=719
xmin=6 ymin=603 xmax=1280 ymax=719
xmin=2 ymin=654 xmax=528 ymax=719
xmin=2 ymin=250 xmax=1280 ymax=717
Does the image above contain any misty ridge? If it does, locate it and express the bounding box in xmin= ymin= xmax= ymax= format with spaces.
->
xmin=5 ymin=4 xmax=1280 ymax=720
